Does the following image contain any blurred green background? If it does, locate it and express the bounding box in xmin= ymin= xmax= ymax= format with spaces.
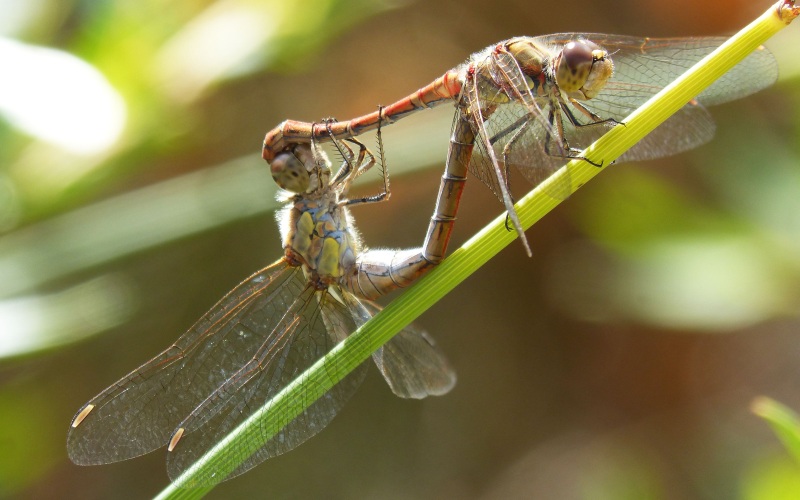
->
xmin=2 ymin=0 xmax=800 ymax=498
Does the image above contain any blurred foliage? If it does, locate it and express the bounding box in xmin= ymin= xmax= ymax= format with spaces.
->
xmin=2 ymin=0 xmax=400 ymax=221
xmin=0 ymin=385 xmax=62 ymax=497
xmin=555 ymin=166 xmax=800 ymax=330
xmin=740 ymin=454 xmax=800 ymax=499
xmin=1 ymin=0 xmax=800 ymax=499
xmin=752 ymin=396 xmax=800 ymax=465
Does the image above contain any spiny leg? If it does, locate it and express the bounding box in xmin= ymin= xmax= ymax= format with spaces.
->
xmin=468 ymin=79 xmax=532 ymax=257
xmin=331 ymin=139 xmax=359 ymax=186
xmin=309 ymin=121 xmax=331 ymax=188
xmin=500 ymin=118 xmax=534 ymax=232
xmin=343 ymin=108 xmax=392 ymax=207
xmin=326 ymin=119 xmax=362 ymax=186
xmin=344 ymin=106 xmax=389 ymax=181
xmin=542 ymin=101 xmax=604 ymax=168
xmin=564 ymin=99 xmax=621 ymax=128
xmin=366 ymin=106 xmax=391 ymax=202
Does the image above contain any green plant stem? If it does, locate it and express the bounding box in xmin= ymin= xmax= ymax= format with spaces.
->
xmin=156 ymin=2 xmax=799 ymax=498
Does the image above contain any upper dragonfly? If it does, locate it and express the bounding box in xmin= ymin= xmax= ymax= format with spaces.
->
xmin=67 ymin=125 xmax=459 ymax=486
xmin=263 ymin=34 xmax=777 ymax=254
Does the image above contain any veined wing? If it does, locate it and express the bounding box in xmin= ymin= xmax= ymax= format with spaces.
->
xmin=464 ymin=65 xmax=533 ymax=254
xmin=344 ymin=293 xmax=456 ymax=399
xmin=473 ymin=33 xmax=776 ymax=199
xmin=68 ymin=259 xmax=303 ymax=465
xmin=491 ymin=99 xmax=716 ymax=190
xmin=536 ymin=33 xmax=777 ymax=113
xmin=467 ymin=43 xmax=583 ymax=202
xmin=474 ymin=100 xmax=575 ymax=201
xmin=165 ymin=280 xmax=368 ymax=485
xmin=546 ymin=33 xmax=773 ymax=162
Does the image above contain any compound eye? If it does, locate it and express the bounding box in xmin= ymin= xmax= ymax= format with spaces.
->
xmin=555 ymin=41 xmax=594 ymax=91
xmin=271 ymin=149 xmax=310 ymax=193
xmin=563 ymin=41 xmax=595 ymax=72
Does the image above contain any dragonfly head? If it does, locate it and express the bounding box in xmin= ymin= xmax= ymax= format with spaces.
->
xmin=555 ymin=40 xmax=614 ymax=100
xmin=271 ymin=144 xmax=330 ymax=193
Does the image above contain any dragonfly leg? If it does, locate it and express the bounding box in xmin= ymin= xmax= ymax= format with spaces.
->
xmin=542 ymin=105 xmax=568 ymax=158
xmin=500 ymin=118 xmax=534 ymax=192
xmin=562 ymin=100 xmax=621 ymax=128
xmin=308 ymin=121 xmax=332 ymax=186
xmin=542 ymin=103 xmax=604 ymax=167
xmin=327 ymin=120 xmax=362 ymax=187
xmin=342 ymin=109 xmax=392 ymax=207
xmin=497 ymin=118 xmax=537 ymax=233
xmin=467 ymin=80 xmax=532 ymax=256
xmin=559 ymin=101 xmax=614 ymax=167
xmin=360 ymin=110 xmax=391 ymax=204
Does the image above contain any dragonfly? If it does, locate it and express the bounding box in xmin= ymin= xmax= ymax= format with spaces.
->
xmin=262 ymin=34 xmax=778 ymax=255
xmin=67 ymin=123 xmax=459 ymax=486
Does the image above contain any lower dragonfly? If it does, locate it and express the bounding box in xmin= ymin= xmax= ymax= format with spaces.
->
xmin=263 ymin=33 xmax=778 ymax=255
xmin=67 ymin=122 xmax=461 ymax=486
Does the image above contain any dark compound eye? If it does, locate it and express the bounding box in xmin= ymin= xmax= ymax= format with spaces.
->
xmin=270 ymin=149 xmax=311 ymax=193
xmin=561 ymin=41 xmax=594 ymax=75
xmin=556 ymin=41 xmax=594 ymax=92
xmin=555 ymin=40 xmax=611 ymax=97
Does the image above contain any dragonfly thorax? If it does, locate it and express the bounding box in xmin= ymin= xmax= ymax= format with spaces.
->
xmin=553 ymin=40 xmax=613 ymax=100
xmin=505 ymin=39 xmax=547 ymax=76
xmin=283 ymin=198 xmax=359 ymax=287
xmin=277 ymin=145 xmax=359 ymax=288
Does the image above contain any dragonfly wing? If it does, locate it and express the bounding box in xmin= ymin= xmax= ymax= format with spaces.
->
xmin=67 ymin=260 xmax=302 ymax=465
xmin=535 ymin=34 xmax=776 ymax=107
xmin=604 ymin=35 xmax=776 ymax=106
xmin=165 ymin=283 xmax=367 ymax=485
xmin=465 ymin=67 xmax=533 ymax=255
xmin=461 ymin=69 xmax=509 ymax=204
xmin=372 ymin=326 xmax=456 ymax=399
xmin=478 ymin=101 xmax=575 ymax=200
xmin=344 ymin=294 xmax=456 ymax=399
xmin=541 ymin=98 xmax=716 ymax=164
xmin=468 ymin=47 xmax=571 ymax=199
xmin=495 ymin=33 xmax=762 ymax=169
xmin=619 ymin=101 xmax=716 ymax=162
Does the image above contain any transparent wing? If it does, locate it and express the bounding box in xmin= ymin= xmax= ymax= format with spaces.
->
xmin=469 ymin=34 xmax=775 ymax=201
xmin=68 ymin=260 xmax=302 ymax=465
xmin=463 ymin=70 xmax=514 ymax=204
xmin=165 ymin=284 xmax=368 ymax=485
xmin=344 ymin=293 xmax=456 ymax=399
xmin=535 ymin=33 xmax=777 ymax=109
xmin=467 ymin=42 xmax=577 ymax=202
xmin=552 ymin=33 xmax=775 ymax=161
xmin=492 ymin=99 xmax=716 ymax=183
xmin=474 ymin=99 xmax=575 ymax=201
xmin=464 ymin=64 xmax=533 ymax=254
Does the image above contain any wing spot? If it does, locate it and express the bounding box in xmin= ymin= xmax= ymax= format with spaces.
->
xmin=71 ymin=404 xmax=95 ymax=428
xmin=168 ymin=427 xmax=185 ymax=452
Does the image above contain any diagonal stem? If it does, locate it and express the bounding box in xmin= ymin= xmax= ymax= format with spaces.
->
xmin=156 ymin=2 xmax=799 ymax=498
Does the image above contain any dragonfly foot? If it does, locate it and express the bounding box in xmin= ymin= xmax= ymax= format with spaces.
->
xmin=575 ymin=155 xmax=603 ymax=168
xmin=504 ymin=213 xmax=513 ymax=232
xmin=567 ymin=149 xmax=604 ymax=168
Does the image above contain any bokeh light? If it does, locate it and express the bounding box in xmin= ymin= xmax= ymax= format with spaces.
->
xmin=0 ymin=38 xmax=126 ymax=154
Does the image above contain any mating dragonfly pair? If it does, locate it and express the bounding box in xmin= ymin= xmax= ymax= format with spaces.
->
xmin=68 ymin=32 xmax=777 ymax=485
